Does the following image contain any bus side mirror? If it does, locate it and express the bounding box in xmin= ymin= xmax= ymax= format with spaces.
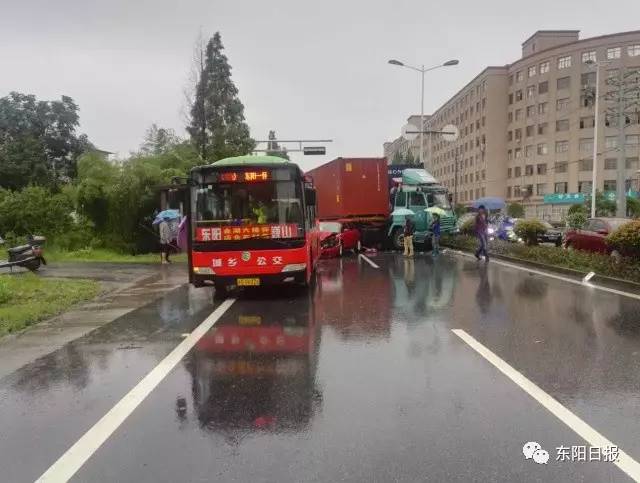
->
xmin=305 ymin=189 xmax=316 ymax=206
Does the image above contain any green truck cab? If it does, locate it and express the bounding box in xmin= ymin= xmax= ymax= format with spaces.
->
xmin=388 ymin=169 xmax=457 ymax=250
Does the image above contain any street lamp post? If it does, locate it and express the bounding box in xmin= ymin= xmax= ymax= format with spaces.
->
xmin=388 ymin=59 xmax=459 ymax=167
xmin=585 ymin=59 xmax=611 ymax=218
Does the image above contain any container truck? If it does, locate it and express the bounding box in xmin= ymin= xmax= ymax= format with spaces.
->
xmin=306 ymin=157 xmax=457 ymax=250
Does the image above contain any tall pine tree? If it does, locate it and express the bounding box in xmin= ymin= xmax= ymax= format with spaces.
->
xmin=187 ymin=32 xmax=254 ymax=162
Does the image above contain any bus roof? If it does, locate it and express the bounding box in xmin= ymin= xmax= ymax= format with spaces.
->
xmin=209 ymin=155 xmax=296 ymax=167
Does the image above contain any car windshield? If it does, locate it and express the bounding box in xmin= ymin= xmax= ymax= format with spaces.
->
xmin=319 ymin=222 xmax=342 ymax=233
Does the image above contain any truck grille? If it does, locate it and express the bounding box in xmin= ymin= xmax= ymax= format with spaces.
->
xmin=440 ymin=217 xmax=456 ymax=234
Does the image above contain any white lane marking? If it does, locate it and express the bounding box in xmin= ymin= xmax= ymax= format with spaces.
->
xmin=36 ymin=298 xmax=236 ymax=483
xmin=358 ymin=253 xmax=380 ymax=269
xmin=452 ymin=329 xmax=640 ymax=481
xmin=452 ymin=250 xmax=640 ymax=301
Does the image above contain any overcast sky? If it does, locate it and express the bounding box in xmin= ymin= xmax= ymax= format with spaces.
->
xmin=2 ymin=0 xmax=639 ymax=171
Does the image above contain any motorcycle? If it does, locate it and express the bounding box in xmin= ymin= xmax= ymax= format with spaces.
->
xmin=0 ymin=234 xmax=47 ymax=271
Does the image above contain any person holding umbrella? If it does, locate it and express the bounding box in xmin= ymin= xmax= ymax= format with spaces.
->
xmin=153 ymin=210 xmax=180 ymax=265
xmin=474 ymin=204 xmax=489 ymax=262
xmin=403 ymin=214 xmax=415 ymax=257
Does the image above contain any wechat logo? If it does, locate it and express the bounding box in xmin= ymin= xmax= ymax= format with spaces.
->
xmin=523 ymin=441 xmax=550 ymax=465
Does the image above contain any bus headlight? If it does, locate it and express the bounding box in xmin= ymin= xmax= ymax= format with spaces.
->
xmin=281 ymin=263 xmax=306 ymax=272
xmin=194 ymin=267 xmax=215 ymax=274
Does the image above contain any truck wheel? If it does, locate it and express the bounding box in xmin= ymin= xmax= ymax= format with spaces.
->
xmin=391 ymin=229 xmax=404 ymax=252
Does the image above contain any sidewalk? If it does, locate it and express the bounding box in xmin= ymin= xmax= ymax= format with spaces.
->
xmin=0 ymin=262 xmax=188 ymax=380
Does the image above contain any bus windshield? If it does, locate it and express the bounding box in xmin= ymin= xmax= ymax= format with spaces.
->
xmin=193 ymin=177 xmax=304 ymax=238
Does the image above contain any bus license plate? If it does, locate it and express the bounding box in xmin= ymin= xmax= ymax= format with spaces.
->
xmin=237 ymin=278 xmax=260 ymax=286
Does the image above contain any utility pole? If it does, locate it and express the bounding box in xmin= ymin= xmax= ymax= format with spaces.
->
xmin=454 ymin=153 xmax=459 ymax=205
xmin=616 ymin=74 xmax=627 ymax=218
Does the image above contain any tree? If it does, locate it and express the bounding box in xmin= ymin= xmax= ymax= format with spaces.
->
xmin=140 ymin=124 xmax=180 ymax=155
xmin=265 ymin=130 xmax=289 ymax=160
xmin=0 ymin=92 xmax=93 ymax=189
xmin=507 ymin=202 xmax=525 ymax=218
xmin=627 ymin=196 xmax=640 ymax=218
xmin=405 ymin=150 xmax=415 ymax=166
xmin=594 ymin=190 xmax=616 ymax=217
xmin=568 ymin=203 xmax=587 ymax=215
xmin=187 ymin=32 xmax=254 ymax=162
xmin=391 ymin=151 xmax=404 ymax=165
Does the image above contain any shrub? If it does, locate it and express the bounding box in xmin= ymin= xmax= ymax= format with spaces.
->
xmin=514 ymin=219 xmax=546 ymax=246
xmin=568 ymin=203 xmax=587 ymax=215
xmin=507 ymin=203 xmax=524 ymax=218
xmin=567 ymin=212 xmax=587 ymax=229
xmin=607 ymin=220 xmax=640 ymax=258
xmin=460 ymin=218 xmax=475 ymax=235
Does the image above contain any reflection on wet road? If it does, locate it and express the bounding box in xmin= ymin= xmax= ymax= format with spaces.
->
xmin=1 ymin=253 xmax=639 ymax=482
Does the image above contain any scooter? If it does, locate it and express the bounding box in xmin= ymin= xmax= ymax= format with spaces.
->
xmin=0 ymin=234 xmax=47 ymax=271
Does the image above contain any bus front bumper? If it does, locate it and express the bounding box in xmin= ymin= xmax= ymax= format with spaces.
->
xmin=192 ymin=268 xmax=307 ymax=287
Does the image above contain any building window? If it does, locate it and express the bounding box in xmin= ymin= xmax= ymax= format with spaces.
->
xmin=507 ymin=131 xmax=513 ymax=142
xmin=555 ymin=140 xmax=569 ymax=153
xmin=581 ymin=72 xmax=596 ymax=86
xmin=557 ymin=77 xmax=571 ymax=90
xmin=508 ymin=93 xmax=513 ymax=104
xmin=537 ymin=143 xmax=548 ymax=155
xmin=582 ymin=51 xmax=596 ymax=63
xmin=515 ymin=167 xmax=522 ymax=177
xmin=482 ymin=170 xmax=485 ymax=180
xmin=554 ymin=182 xmax=568 ymax=194
xmin=579 ymin=138 xmax=594 ymax=152
xmin=538 ymin=122 xmax=548 ymax=135
xmin=525 ymin=144 xmax=534 ymax=157
xmin=558 ymin=56 xmax=572 ymax=69
xmin=556 ymin=98 xmax=570 ymax=111
xmin=515 ymin=147 xmax=522 ymax=158
xmin=607 ymin=68 xmax=620 ymax=80
xmin=605 ymin=136 xmax=618 ymax=148
xmin=604 ymin=158 xmax=617 ymax=170
xmin=538 ymin=102 xmax=548 ymax=115
xmin=526 ymin=126 xmax=535 ymax=138
xmin=482 ymin=187 xmax=486 ymax=197
xmin=555 ymin=161 xmax=568 ymax=173
xmin=525 ymin=164 xmax=534 ymax=176
xmin=538 ymin=81 xmax=548 ymax=94
xmin=509 ymin=74 xmax=514 ymax=85
xmin=482 ymin=117 xmax=485 ymax=127
xmin=528 ymin=66 xmax=536 ymax=77
xmin=627 ymin=157 xmax=640 ymax=169
xmin=507 ymin=186 xmax=512 ymax=198
xmin=536 ymin=183 xmax=547 ymax=195
xmin=556 ymin=119 xmax=570 ymax=132
xmin=514 ymin=128 xmax=522 ymax=141
xmin=507 ymin=149 xmax=513 ymax=160
xmin=516 ymin=71 xmax=524 ymax=82
xmin=537 ymin=163 xmax=547 ymax=175
xmin=508 ymin=111 xmax=513 ymax=123
xmin=581 ymin=93 xmax=595 ymax=108
xmin=526 ymin=85 xmax=536 ymax=98
xmin=628 ymin=45 xmax=640 ymax=57
xmin=515 ymin=108 xmax=522 ymax=120
xmin=526 ymin=105 xmax=535 ymax=117
xmin=579 ymin=159 xmax=593 ymax=171
xmin=514 ymin=186 xmax=521 ymax=197
xmin=607 ymin=47 xmax=621 ymax=59
xmin=507 ymin=168 xmax=512 ymax=178
xmin=578 ymin=181 xmax=593 ymax=193
xmin=515 ymin=90 xmax=523 ymax=102
xmin=626 ymin=134 xmax=640 ymax=146
xmin=482 ymin=98 xmax=486 ymax=109
xmin=604 ymin=180 xmax=617 ymax=191
xmin=580 ymin=116 xmax=595 ymax=129
xmin=539 ymin=61 xmax=550 ymax=74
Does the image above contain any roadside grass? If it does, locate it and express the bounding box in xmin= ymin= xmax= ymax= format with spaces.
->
xmin=47 ymin=248 xmax=187 ymax=264
xmin=441 ymin=234 xmax=640 ymax=284
xmin=0 ymin=274 xmax=100 ymax=335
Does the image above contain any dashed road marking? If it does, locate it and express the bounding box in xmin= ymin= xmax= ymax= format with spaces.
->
xmin=36 ymin=298 xmax=237 ymax=483
xmin=358 ymin=253 xmax=380 ymax=268
xmin=452 ymin=329 xmax=640 ymax=481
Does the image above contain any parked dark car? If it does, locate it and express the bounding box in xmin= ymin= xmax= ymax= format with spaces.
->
xmin=537 ymin=221 xmax=563 ymax=246
xmin=563 ymin=217 xmax=629 ymax=255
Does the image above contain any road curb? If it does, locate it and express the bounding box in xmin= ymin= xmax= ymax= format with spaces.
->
xmin=447 ymin=246 xmax=640 ymax=295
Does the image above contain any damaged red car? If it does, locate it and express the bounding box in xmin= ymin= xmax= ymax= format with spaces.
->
xmin=319 ymin=221 xmax=361 ymax=258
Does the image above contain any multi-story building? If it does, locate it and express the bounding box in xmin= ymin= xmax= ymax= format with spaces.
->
xmin=383 ymin=115 xmax=423 ymax=163
xmin=386 ymin=30 xmax=640 ymax=221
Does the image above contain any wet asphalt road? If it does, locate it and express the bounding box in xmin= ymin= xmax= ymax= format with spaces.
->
xmin=1 ymin=252 xmax=640 ymax=482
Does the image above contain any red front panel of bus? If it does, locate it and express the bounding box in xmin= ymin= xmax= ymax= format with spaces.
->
xmin=192 ymin=245 xmax=308 ymax=276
